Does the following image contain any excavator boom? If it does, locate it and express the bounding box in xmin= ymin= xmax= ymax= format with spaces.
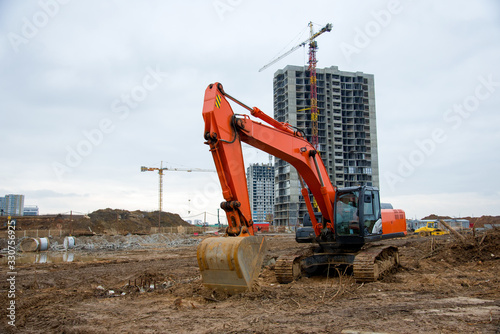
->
xmin=202 ymin=83 xmax=337 ymax=234
xmin=197 ymin=83 xmax=337 ymax=292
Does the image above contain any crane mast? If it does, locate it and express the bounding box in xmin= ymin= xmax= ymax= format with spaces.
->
xmin=308 ymin=22 xmax=319 ymax=150
xmin=259 ymin=22 xmax=332 ymax=150
xmin=140 ymin=162 xmax=214 ymax=227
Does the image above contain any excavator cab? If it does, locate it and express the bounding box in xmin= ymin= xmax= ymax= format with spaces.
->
xmin=331 ymin=186 xmax=406 ymax=249
xmin=298 ymin=186 xmax=383 ymax=247
xmin=334 ymin=186 xmax=382 ymax=241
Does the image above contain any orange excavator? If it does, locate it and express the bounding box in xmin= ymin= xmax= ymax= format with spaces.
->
xmin=197 ymin=83 xmax=407 ymax=293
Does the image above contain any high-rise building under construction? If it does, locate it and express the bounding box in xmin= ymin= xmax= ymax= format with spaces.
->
xmin=247 ymin=163 xmax=275 ymax=223
xmin=273 ymin=65 xmax=379 ymax=226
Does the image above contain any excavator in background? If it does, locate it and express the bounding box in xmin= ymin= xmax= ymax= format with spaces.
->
xmin=196 ymin=83 xmax=407 ymax=293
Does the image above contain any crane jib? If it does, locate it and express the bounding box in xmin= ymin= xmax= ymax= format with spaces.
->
xmin=258 ymin=22 xmax=332 ymax=72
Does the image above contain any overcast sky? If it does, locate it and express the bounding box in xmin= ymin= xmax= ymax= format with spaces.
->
xmin=1 ymin=0 xmax=499 ymax=223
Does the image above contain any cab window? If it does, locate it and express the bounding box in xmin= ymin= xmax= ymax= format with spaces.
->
xmin=363 ymin=190 xmax=381 ymax=235
xmin=335 ymin=191 xmax=359 ymax=236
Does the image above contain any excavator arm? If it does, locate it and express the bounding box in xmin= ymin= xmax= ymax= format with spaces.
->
xmin=197 ymin=83 xmax=337 ymax=292
xmin=203 ymin=82 xmax=336 ymax=236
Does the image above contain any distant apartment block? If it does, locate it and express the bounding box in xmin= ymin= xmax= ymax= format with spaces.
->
xmin=247 ymin=163 xmax=275 ymax=222
xmin=23 ymin=205 xmax=39 ymax=216
xmin=273 ymin=65 xmax=379 ymax=226
xmin=0 ymin=194 xmax=25 ymax=216
xmin=0 ymin=197 xmax=5 ymax=216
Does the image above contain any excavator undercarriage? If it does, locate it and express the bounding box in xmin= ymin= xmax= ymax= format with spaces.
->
xmin=275 ymin=245 xmax=400 ymax=284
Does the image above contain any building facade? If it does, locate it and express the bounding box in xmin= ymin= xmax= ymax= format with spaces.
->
xmin=273 ymin=65 xmax=379 ymax=226
xmin=0 ymin=197 xmax=5 ymax=216
xmin=2 ymin=194 xmax=25 ymax=216
xmin=247 ymin=163 xmax=275 ymax=223
xmin=23 ymin=205 xmax=39 ymax=216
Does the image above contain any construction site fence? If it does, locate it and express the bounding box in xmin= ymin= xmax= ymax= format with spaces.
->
xmin=0 ymin=229 xmax=101 ymax=239
xmin=0 ymin=229 xmax=74 ymax=239
xmin=150 ymin=226 xmax=294 ymax=234
xmin=0 ymin=227 xmax=204 ymax=239
xmin=150 ymin=226 xmax=207 ymax=234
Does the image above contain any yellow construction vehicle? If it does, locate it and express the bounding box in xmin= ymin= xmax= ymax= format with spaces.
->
xmin=414 ymin=221 xmax=449 ymax=237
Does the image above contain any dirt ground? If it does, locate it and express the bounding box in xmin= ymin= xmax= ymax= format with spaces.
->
xmin=1 ymin=231 xmax=499 ymax=334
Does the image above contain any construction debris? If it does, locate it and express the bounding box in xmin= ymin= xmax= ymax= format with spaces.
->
xmin=57 ymin=233 xmax=200 ymax=251
xmin=19 ymin=237 xmax=50 ymax=252
xmin=439 ymin=219 xmax=466 ymax=242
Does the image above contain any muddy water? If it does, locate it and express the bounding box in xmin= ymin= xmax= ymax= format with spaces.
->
xmin=1 ymin=252 xmax=109 ymax=264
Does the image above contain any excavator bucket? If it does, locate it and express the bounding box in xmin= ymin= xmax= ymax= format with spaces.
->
xmin=197 ymin=235 xmax=267 ymax=293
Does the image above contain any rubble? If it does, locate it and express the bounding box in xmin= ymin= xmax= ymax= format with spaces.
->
xmin=70 ymin=233 xmax=199 ymax=251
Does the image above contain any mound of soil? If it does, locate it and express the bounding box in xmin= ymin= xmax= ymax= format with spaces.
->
xmin=0 ymin=209 xmax=190 ymax=235
xmin=421 ymin=214 xmax=453 ymax=220
xmin=421 ymin=214 xmax=500 ymax=228
xmin=88 ymin=209 xmax=189 ymax=234
xmin=466 ymin=215 xmax=500 ymax=228
xmin=430 ymin=228 xmax=500 ymax=264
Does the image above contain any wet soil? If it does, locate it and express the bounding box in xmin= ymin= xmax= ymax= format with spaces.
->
xmin=1 ymin=232 xmax=499 ymax=333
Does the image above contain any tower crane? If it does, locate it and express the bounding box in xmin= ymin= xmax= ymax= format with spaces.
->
xmin=259 ymin=22 xmax=332 ymax=150
xmin=141 ymin=161 xmax=215 ymax=227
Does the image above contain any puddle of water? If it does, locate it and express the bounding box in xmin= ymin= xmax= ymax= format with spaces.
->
xmin=1 ymin=252 xmax=109 ymax=264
